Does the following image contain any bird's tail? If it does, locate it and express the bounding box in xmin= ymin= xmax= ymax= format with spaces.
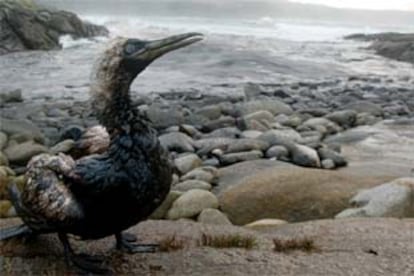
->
xmin=0 ymin=224 xmax=32 ymax=241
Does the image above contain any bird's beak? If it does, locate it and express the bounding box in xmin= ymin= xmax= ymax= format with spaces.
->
xmin=133 ymin=32 xmax=204 ymax=61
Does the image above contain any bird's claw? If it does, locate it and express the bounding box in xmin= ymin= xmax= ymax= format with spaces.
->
xmin=117 ymin=238 xmax=159 ymax=254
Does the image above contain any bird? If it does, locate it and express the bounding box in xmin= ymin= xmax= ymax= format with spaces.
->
xmin=0 ymin=32 xmax=204 ymax=273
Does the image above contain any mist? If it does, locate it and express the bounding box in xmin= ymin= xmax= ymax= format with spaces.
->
xmin=36 ymin=0 xmax=414 ymax=28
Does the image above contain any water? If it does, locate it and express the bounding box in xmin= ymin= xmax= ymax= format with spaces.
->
xmin=1 ymin=1 xmax=413 ymax=100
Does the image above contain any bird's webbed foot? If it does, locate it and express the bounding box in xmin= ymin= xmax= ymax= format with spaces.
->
xmin=115 ymin=232 xmax=158 ymax=254
xmin=58 ymin=233 xmax=110 ymax=274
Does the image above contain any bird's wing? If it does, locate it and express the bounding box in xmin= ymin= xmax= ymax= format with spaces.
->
xmin=70 ymin=154 xmax=130 ymax=196
xmin=19 ymin=154 xmax=84 ymax=232
xmin=72 ymin=125 xmax=110 ymax=157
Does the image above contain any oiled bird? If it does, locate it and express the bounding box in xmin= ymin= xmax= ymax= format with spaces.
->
xmin=0 ymin=32 xmax=204 ymax=273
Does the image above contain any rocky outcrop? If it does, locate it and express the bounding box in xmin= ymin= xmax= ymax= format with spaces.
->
xmin=345 ymin=32 xmax=414 ymax=64
xmin=0 ymin=0 xmax=108 ymax=55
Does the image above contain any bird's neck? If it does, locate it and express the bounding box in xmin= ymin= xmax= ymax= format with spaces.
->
xmin=95 ymin=85 xmax=153 ymax=138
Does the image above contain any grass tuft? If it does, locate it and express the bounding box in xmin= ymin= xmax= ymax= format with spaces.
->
xmin=273 ymin=237 xmax=317 ymax=253
xmin=199 ymin=233 xmax=257 ymax=249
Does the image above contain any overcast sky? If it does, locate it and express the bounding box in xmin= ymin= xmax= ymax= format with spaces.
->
xmin=289 ymin=0 xmax=414 ymax=11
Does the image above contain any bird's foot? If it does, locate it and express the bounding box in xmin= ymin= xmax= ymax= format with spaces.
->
xmin=116 ymin=233 xmax=158 ymax=254
xmin=66 ymin=253 xmax=110 ymax=275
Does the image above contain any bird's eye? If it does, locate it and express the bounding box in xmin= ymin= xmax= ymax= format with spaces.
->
xmin=124 ymin=44 xmax=136 ymax=55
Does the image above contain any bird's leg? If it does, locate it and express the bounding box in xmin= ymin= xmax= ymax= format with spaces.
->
xmin=58 ymin=232 xmax=109 ymax=274
xmin=121 ymin=232 xmax=137 ymax=243
xmin=115 ymin=232 xmax=158 ymax=254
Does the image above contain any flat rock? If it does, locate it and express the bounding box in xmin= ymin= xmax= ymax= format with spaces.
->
xmin=1 ymin=218 xmax=413 ymax=275
xmin=245 ymin=219 xmax=288 ymax=231
xmin=167 ymin=189 xmax=219 ymax=220
xmin=336 ymin=178 xmax=414 ymax=218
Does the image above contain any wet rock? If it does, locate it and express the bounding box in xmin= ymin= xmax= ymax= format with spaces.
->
xmin=159 ymin=132 xmax=195 ymax=153
xmin=236 ymin=99 xmax=293 ymax=116
xmin=0 ymin=117 xmax=45 ymax=144
xmin=50 ymin=139 xmax=75 ymax=154
xmin=201 ymin=116 xmax=236 ymax=132
xmin=0 ymin=89 xmax=23 ymax=103
xmin=181 ymin=167 xmax=216 ymax=183
xmin=241 ymin=130 xmax=263 ymax=139
xmin=202 ymin=127 xmax=241 ymax=139
xmin=325 ymin=110 xmax=357 ymax=129
xmin=194 ymin=138 xmax=234 ymax=156
xmin=291 ymin=144 xmax=321 ymax=168
xmin=173 ymin=180 xmax=212 ymax=192
xmin=195 ymin=105 xmax=222 ymax=120
xmin=343 ymin=101 xmax=383 ymax=116
xmin=202 ymin=157 xmax=220 ymax=167
xmin=150 ymin=191 xmax=182 ymax=220
xmin=240 ymin=110 xmax=274 ymax=130
xmin=4 ymin=141 xmax=49 ymax=165
xmin=265 ymin=145 xmax=289 ymax=160
xmin=197 ymin=208 xmax=232 ymax=225
xmin=174 ymin=154 xmax=202 ymax=175
xmin=257 ymin=129 xmax=301 ymax=148
xmin=244 ymin=219 xmax=288 ymax=231
xmin=336 ymin=178 xmax=414 ymax=219
xmin=0 ymin=151 xmax=9 ymax=166
xmin=299 ymin=118 xmax=342 ymax=135
xmin=321 ymin=159 xmax=336 ymax=170
xmin=219 ymin=150 xmax=263 ymax=166
xmin=225 ymin=139 xmax=269 ymax=154
xmin=355 ymin=113 xmax=380 ymax=126
xmin=0 ymin=0 xmax=108 ymax=55
xmin=0 ymin=132 xmax=7 ymax=150
xmin=178 ymin=124 xmax=202 ymax=138
xmin=166 ymin=189 xmax=219 ymax=220
xmin=318 ymin=147 xmax=347 ymax=167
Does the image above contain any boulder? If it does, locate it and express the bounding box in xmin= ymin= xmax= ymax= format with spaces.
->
xmin=174 ymin=154 xmax=202 ymax=175
xmin=149 ymin=191 xmax=182 ymax=220
xmin=197 ymin=208 xmax=232 ymax=225
xmin=0 ymin=131 xmax=7 ymax=150
xmin=336 ymin=178 xmax=414 ymax=219
xmin=0 ymin=117 xmax=45 ymax=144
xmin=4 ymin=140 xmax=49 ymax=165
xmin=290 ymin=144 xmax=321 ymax=168
xmin=0 ymin=0 xmax=108 ymax=55
xmin=166 ymin=189 xmax=219 ymax=220
xmin=325 ymin=110 xmax=357 ymax=128
xmin=159 ymin=132 xmax=195 ymax=153
xmin=218 ymin=165 xmax=396 ymax=225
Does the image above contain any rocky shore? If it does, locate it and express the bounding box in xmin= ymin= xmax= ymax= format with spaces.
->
xmin=345 ymin=32 xmax=414 ymax=64
xmin=0 ymin=0 xmax=108 ymax=55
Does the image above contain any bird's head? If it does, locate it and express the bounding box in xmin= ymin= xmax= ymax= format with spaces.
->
xmin=91 ymin=32 xmax=204 ymax=98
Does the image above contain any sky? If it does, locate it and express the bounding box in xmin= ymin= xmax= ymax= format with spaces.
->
xmin=289 ymin=0 xmax=414 ymax=11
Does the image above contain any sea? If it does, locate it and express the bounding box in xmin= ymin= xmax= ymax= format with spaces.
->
xmin=1 ymin=0 xmax=413 ymax=101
